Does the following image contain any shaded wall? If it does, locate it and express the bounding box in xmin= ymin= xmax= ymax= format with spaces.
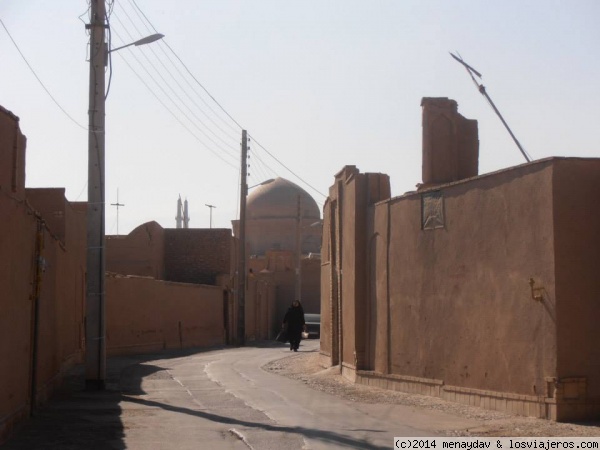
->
xmin=245 ymin=276 xmax=277 ymax=341
xmin=553 ymin=159 xmax=600 ymax=419
xmin=0 ymin=194 xmax=37 ymax=442
xmin=1 ymin=107 xmax=86 ymax=443
xmin=0 ymin=192 xmax=85 ymax=443
xmin=106 ymin=275 xmax=225 ymax=356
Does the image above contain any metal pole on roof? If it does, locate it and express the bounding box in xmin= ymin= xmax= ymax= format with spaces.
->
xmin=450 ymin=52 xmax=531 ymax=163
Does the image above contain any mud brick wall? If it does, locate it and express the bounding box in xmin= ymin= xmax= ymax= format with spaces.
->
xmin=164 ymin=229 xmax=231 ymax=285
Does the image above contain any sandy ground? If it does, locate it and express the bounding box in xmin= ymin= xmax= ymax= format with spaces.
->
xmin=263 ymin=348 xmax=600 ymax=437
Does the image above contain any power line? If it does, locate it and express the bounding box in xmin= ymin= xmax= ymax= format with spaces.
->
xmin=109 ymin=31 xmax=238 ymax=170
xmin=124 ymin=0 xmax=241 ymax=141
xmin=249 ymin=135 xmax=327 ymax=198
xmin=110 ymin=17 xmax=240 ymax=161
xmin=113 ymin=8 xmax=240 ymax=153
xmin=129 ymin=0 xmax=244 ymax=132
xmin=0 ymin=18 xmax=87 ymax=130
xmin=123 ymin=1 xmax=328 ymax=199
xmin=109 ymin=27 xmax=239 ymax=167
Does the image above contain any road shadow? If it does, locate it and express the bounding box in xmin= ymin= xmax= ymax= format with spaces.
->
xmin=124 ymin=395 xmax=389 ymax=450
xmin=2 ymin=352 xmax=172 ymax=449
xmin=2 ymin=341 xmax=339 ymax=449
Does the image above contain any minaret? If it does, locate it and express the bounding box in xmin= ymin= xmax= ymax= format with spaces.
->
xmin=176 ymin=196 xmax=183 ymax=229
xmin=183 ymin=198 xmax=190 ymax=229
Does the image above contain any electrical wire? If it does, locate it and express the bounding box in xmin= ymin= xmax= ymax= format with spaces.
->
xmin=249 ymin=134 xmax=327 ymax=198
xmin=129 ymin=0 xmax=244 ymax=133
xmin=0 ymin=18 xmax=87 ymax=130
xmin=110 ymin=15 xmax=240 ymax=159
xmin=105 ymin=12 xmax=113 ymax=99
xmin=110 ymin=26 xmax=239 ymax=163
xmin=109 ymin=36 xmax=238 ymax=170
xmin=124 ymin=0 xmax=241 ymax=142
xmin=113 ymin=6 xmax=241 ymax=150
xmin=122 ymin=1 xmax=328 ymax=200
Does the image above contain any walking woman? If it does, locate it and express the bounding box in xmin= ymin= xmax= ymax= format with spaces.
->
xmin=282 ymin=300 xmax=306 ymax=352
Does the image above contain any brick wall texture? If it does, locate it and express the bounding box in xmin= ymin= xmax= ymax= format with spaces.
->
xmin=164 ymin=228 xmax=231 ymax=285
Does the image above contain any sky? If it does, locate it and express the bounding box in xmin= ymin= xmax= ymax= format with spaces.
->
xmin=1 ymin=0 xmax=599 ymax=234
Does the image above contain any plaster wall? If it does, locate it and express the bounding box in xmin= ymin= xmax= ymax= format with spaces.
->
xmin=0 ymin=195 xmax=37 ymax=441
xmin=320 ymin=160 xmax=600 ymax=418
xmin=106 ymin=275 xmax=224 ymax=356
xmin=383 ymin=162 xmax=557 ymax=396
xmin=0 ymin=192 xmax=85 ymax=442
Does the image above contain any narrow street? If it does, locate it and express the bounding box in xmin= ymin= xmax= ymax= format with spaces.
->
xmin=5 ymin=341 xmax=480 ymax=450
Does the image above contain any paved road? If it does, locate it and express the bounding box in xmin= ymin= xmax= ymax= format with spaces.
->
xmin=4 ymin=341 xmax=479 ymax=449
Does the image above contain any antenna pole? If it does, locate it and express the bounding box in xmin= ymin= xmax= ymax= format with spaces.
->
xmin=110 ymin=189 xmax=125 ymax=235
xmin=450 ymin=52 xmax=531 ymax=163
xmin=205 ymin=204 xmax=216 ymax=228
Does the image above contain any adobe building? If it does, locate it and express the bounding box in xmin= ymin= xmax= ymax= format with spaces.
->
xmin=232 ymin=177 xmax=322 ymax=338
xmin=0 ymin=105 xmax=87 ymax=443
xmin=106 ymin=222 xmax=232 ymax=286
xmin=320 ymin=97 xmax=600 ymax=422
xmin=105 ymin=223 xmax=233 ymax=347
xmin=1 ymin=103 xmax=227 ymax=443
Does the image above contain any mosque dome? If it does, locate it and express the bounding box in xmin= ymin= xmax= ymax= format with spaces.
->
xmin=247 ymin=178 xmax=320 ymax=220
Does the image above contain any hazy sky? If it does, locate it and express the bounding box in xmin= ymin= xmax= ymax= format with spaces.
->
xmin=1 ymin=1 xmax=598 ymax=234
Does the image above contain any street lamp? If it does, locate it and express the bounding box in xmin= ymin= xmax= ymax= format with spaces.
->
xmin=85 ymin=0 xmax=163 ymax=390
xmin=109 ymin=33 xmax=164 ymax=53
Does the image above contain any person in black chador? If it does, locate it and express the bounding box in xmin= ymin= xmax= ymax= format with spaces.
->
xmin=282 ymin=300 xmax=306 ymax=352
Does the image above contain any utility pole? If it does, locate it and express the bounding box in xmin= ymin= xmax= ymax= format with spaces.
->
xmin=205 ymin=204 xmax=216 ymax=228
xmin=237 ymin=130 xmax=248 ymax=346
xmin=295 ymin=194 xmax=302 ymax=302
xmin=85 ymin=0 xmax=107 ymax=390
xmin=110 ymin=189 xmax=124 ymax=235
